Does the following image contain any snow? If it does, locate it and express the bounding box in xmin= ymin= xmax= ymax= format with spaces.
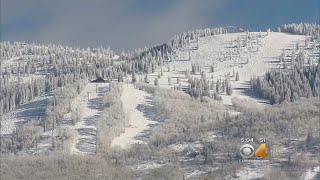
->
xmin=1 ymin=93 xmax=52 ymax=135
xmin=185 ymin=169 xmax=207 ymax=179
xmin=1 ymin=32 xmax=317 ymax=179
xmin=141 ymin=32 xmax=306 ymax=179
xmin=68 ymin=83 xmax=108 ymax=155
xmin=19 ymin=134 xmax=53 ymax=155
xmin=111 ymin=84 xmax=158 ymax=149
xmin=146 ymin=32 xmax=306 ymax=111
xmin=232 ymin=161 xmax=271 ymax=180
xmin=0 ymin=32 xmax=309 ymax=137
xmin=8 ymin=83 xmax=108 ymax=155
xmin=303 ymin=166 xmax=320 ymax=180
xmin=112 ymin=55 xmax=120 ymax=60
xmin=1 ymin=57 xmax=24 ymax=69
xmin=168 ymin=143 xmax=190 ymax=152
xmin=134 ymin=162 xmax=164 ymax=171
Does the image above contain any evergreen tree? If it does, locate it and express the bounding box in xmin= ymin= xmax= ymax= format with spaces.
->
xmin=236 ymin=71 xmax=240 ymax=81
xmin=154 ymin=78 xmax=159 ymax=86
xmin=144 ymin=74 xmax=149 ymax=83
xmin=185 ymin=69 xmax=190 ymax=78
xmin=216 ymin=80 xmax=221 ymax=94
xmin=191 ymin=63 xmax=196 ymax=74
xmin=201 ymin=71 xmax=206 ymax=80
xmin=161 ymin=66 xmax=163 ymax=76
xmin=132 ymin=72 xmax=137 ymax=83
xmin=251 ymin=65 xmax=320 ymax=104
xmin=221 ymin=79 xmax=225 ymax=93
xmin=210 ymin=80 xmax=214 ymax=90
xmin=226 ymin=82 xmax=233 ymax=95
xmin=210 ymin=63 xmax=215 ymax=72
xmin=177 ymin=77 xmax=180 ymax=84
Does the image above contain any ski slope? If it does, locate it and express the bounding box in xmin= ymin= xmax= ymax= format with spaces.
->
xmin=10 ymin=83 xmax=109 ymax=155
xmin=68 ymin=83 xmax=108 ymax=154
xmin=111 ymin=84 xmax=158 ymax=149
xmin=147 ymin=32 xmax=306 ymax=109
xmin=142 ymin=32 xmax=308 ymax=178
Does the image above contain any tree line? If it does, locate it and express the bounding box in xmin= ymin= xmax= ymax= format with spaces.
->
xmin=0 ymin=42 xmax=127 ymax=114
xmin=251 ymin=64 xmax=320 ymax=104
xmin=280 ymin=23 xmax=320 ymax=40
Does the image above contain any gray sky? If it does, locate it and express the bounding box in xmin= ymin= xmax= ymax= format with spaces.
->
xmin=1 ymin=0 xmax=319 ymax=52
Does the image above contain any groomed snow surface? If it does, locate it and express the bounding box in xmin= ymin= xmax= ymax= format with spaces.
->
xmin=67 ymin=83 xmax=108 ymax=155
xmin=111 ymin=84 xmax=159 ymax=149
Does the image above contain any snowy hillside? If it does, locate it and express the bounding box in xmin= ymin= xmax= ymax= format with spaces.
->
xmin=1 ymin=23 xmax=319 ymax=180
xmin=146 ymin=32 xmax=307 ymax=109
xmin=111 ymin=84 xmax=159 ymax=149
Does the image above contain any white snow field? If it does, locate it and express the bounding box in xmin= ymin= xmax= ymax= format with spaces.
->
xmin=147 ymin=32 xmax=306 ymax=110
xmin=111 ymin=84 xmax=159 ymax=149
xmin=68 ymin=83 xmax=108 ymax=154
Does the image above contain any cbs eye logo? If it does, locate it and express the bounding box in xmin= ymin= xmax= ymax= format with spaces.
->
xmin=239 ymin=144 xmax=268 ymax=159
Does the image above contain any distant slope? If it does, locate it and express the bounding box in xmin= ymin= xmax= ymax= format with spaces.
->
xmin=145 ymin=32 xmax=306 ymax=111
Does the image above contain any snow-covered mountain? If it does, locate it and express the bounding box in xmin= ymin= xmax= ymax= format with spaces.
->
xmin=1 ymin=23 xmax=319 ymax=180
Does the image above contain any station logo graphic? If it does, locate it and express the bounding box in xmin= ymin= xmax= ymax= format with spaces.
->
xmin=239 ymin=144 xmax=268 ymax=159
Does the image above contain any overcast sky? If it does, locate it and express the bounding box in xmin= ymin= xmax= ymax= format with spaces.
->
xmin=1 ymin=0 xmax=319 ymax=52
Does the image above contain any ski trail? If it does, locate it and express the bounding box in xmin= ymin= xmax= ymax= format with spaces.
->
xmin=111 ymin=84 xmax=158 ymax=149
xmin=70 ymin=83 xmax=108 ymax=155
xmin=219 ymin=33 xmax=305 ymax=113
xmin=21 ymin=83 xmax=108 ymax=155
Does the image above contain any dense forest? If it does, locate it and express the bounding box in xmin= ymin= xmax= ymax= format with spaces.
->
xmin=186 ymin=71 xmax=233 ymax=99
xmin=0 ymin=42 xmax=125 ymax=114
xmin=251 ymin=65 xmax=320 ymax=104
xmin=248 ymin=23 xmax=320 ymax=104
